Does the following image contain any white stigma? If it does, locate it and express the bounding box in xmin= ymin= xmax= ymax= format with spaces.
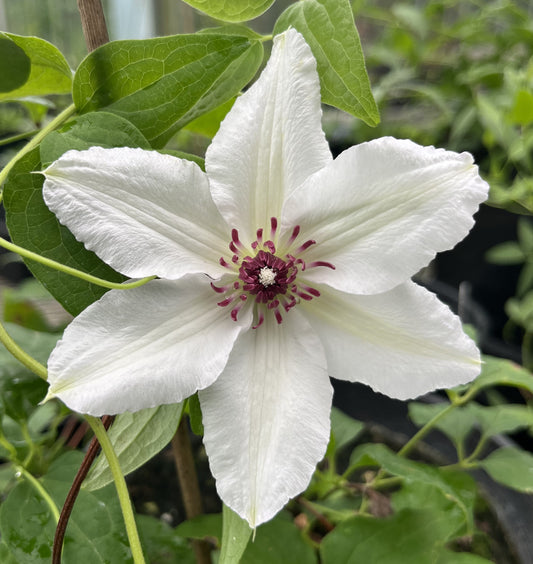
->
xmin=258 ymin=266 xmax=277 ymax=287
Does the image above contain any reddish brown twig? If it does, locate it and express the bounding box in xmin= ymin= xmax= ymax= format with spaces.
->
xmin=52 ymin=415 xmax=114 ymax=564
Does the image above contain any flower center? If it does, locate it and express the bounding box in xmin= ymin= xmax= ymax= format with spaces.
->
xmin=258 ymin=266 xmax=276 ymax=287
xmin=212 ymin=217 xmax=335 ymax=328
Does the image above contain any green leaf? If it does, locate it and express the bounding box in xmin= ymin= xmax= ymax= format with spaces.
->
xmin=409 ymin=401 xmax=533 ymax=447
xmin=40 ymin=110 xmax=151 ymax=166
xmin=187 ymin=393 xmax=204 ymax=436
xmin=0 ymin=542 xmax=19 ymax=564
xmin=485 ymin=242 xmax=525 ymax=264
xmin=0 ymin=323 xmax=58 ymax=422
xmin=0 ymin=481 xmax=55 ymax=563
xmin=470 ymin=356 xmax=533 ymax=395
xmin=517 ymin=261 xmax=533 ymax=297
xmin=184 ymin=97 xmax=235 ymax=139
xmin=391 ymin=472 xmax=477 ymax=541
xmin=330 ymin=407 xmax=364 ymax=451
xmin=505 ymin=292 xmax=533 ymax=329
xmin=73 ymin=33 xmax=263 ymax=147
xmin=509 ymin=89 xmax=533 ymax=126
xmin=0 ymin=452 xmax=135 ymax=564
xmin=517 ymin=217 xmax=533 ymax=252
xmin=182 ymin=0 xmax=274 ymax=23
xmin=320 ymin=508 xmax=460 ymax=564
xmin=435 ymin=552 xmax=494 ymax=564
xmin=0 ymin=35 xmax=31 ymax=93
xmin=161 ymin=149 xmax=205 ymax=171
xmin=175 ymin=513 xmax=222 ymax=540
xmin=136 ymin=515 xmax=196 ymax=564
xmin=0 ymin=33 xmax=72 ymax=101
xmin=3 ymin=112 xmax=155 ymax=316
xmin=240 ymin=514 xmax=315 ymax=564
xmin=84 ymin=402 xmax=184 ymax=491
xmin=479 ymin=447 xmax=533 ymax=493
xmin=470 ymin=403 xmax=533 ymax=439
xmin=220 ymin=504 xmax=252 ymax=564
xmin=348 ymin=444 xmax=473 ymax=531
xmin=274 ymin=0 xmax=379 ymax=126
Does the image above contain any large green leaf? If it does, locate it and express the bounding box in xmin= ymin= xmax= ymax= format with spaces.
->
xmin=182 ymin=0 xmax=274 ymax=22
xmin=2 ymin=112 xmax=157 ymax=316
xmin=136 ymin=515 xmax=195 ymax=564
xmin=320 ymin=508 xmax=461 ymax=564
xmin=72 ymin=33 xmax=263 ymax=147
xmin=391 ymin=471 xmax=477 ymax=541
xmin=479 ymin=447 xmax=533 ymax=493
xmin=274 ymin=0 xmax=379 ymax=126
xmin=39 ymin=110 xmax=151 ymax=166
xmin=0 ymin=452 xmax=133 ymax=564
xmin=84 ymin=403 xmax=184 ymax=491
xmin=0 ymin=323 xmax=58 ymax=421
xmin=0 ymin=33 xmax=72 ymax=101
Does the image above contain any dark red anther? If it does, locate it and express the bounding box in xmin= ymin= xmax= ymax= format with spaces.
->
xmin=295 ymin=239 xmax=316 ymax=254
xmin=288 ymin=225 xmax=301 ymax=245
xmin=308 ymin=261 xmax=336 ymax=270
xmin=211 ymin=282 xmax=227 ymax=294
xmin=270 ymin=217 xmax=278 ymax=239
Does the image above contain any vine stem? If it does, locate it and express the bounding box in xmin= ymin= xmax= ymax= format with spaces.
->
xmin=77 ymin=0 xmax=109 ymax=52
xmin=0 ymin=236 xmax=156 ymax=290
xmin=171 ymin=419 xmax=211 ymax=564
xmin=0 ymin=103 xmax=76 ymax=200
xmin=0 ymin=129 xmax=39 ymax=147
xmin=0 ymin=319 xmax=47 ymax=380
xmin=52 ymin=415 xmax=115 ymax=564
xmin=85 ymin=415 xmax=146 ymax=564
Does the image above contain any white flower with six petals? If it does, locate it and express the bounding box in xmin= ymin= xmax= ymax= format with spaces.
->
xmin=42 ymin=29 xmax=488 ymax=527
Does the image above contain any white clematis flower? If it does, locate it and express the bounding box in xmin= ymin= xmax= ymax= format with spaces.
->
xmin=42 ymin=29 xmax=488 ymax=527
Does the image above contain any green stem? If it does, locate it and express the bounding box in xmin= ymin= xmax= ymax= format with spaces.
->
xmin=0 ymin=237 xmax=156 ymax=290
xmin=0 ymin=319 xmax=47 ymax=380
xmin=0 ymin=430 xmax=18 ymax=460
xmin=20 ymin=421 xmax=37 ymax=467
xmin=0 ymin=104 xmax=76 ymax=200
xmin=398 ymin=387 xmax=477 ymax=459
xmin=85 ymin=416 xmax=146 ymax=564
xmin=397 ymin=402 xmax=457 ymax=458
xmin=15 ymin=464 xmax=60 ymax=523
xmin=0 ymin=129 xmax=39 ymax=147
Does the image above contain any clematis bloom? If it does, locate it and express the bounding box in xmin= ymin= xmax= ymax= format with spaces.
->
xmin=42 ymin=29 xmax=488 ymax=526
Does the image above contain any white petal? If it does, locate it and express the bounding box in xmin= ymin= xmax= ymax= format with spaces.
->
xmin=199 ymin=311 xmax=332 ymax=527
xmin=206 ymin=29 xmax=331 ymax=243
xmin=282 ymin=137 xmax=489 ymax=294
xmin=47 ymin=275 xmax=251 ymax=415
xmin=301 ymin=281 xmax=481 ymax=400
xmin=43 ymin=147 xmax=229 ymax=280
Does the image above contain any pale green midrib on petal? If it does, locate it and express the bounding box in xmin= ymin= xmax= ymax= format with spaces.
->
xmin=301 ymin=286 xmax=480 ymax=365
xmin=50 ymin=287 xmax=225 ymax=394
xmin=251 ymin=42 xmax=287 ymax=232
xmin=46 ymin=169 xmax=229 ymax=264
xmin=306 ymin=163 xmax=476 ymax=254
